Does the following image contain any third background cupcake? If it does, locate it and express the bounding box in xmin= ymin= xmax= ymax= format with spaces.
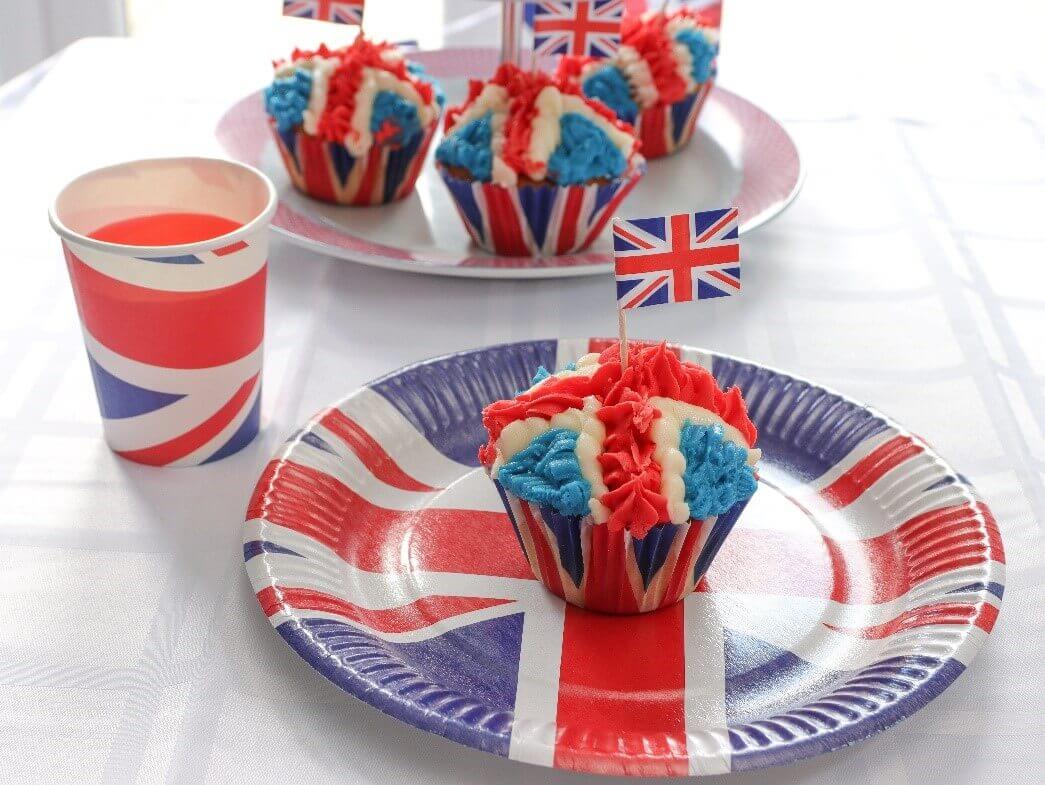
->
xmin=558 ymin=6 xmax=719 ymax=159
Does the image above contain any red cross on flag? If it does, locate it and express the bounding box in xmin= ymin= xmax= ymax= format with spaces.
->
xmin=613 ymin=208 xmax=740 ymax=309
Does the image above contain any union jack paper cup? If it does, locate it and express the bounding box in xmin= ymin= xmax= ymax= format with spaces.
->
xmin=494 ymin=479 xmax=750 ymax=614
xmin=49 ymin=157 xmax=277 ymax=467
xmin=270 ymin=118 xmax=438 ymax=206
xmin=635 ymin=82 xmax=713 ymax=159
xmin=437 ymin=160 xmax=646 ymax=256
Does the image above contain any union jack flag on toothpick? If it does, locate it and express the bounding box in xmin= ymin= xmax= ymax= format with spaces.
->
xmin=613 ymin=208 xmax=740 ymax=310
xmin=282 ymin=0 xmax=365 ymax=25
xmin=532 ymin=0 xmax=624 ymax=59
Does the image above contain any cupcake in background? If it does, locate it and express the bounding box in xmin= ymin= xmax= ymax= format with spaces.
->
xmin=264 ymin=37 xmax=444 ymax=205
xmin=558 ymin=8 xmax=719 ymax=158
xmin=435 ymin=63 xmax=645 ymax=257
xmin=479 ymin=343 xmax=759 ymax=614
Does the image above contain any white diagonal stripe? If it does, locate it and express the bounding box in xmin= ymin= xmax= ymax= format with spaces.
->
xmin=683 ymin=592 xmax=731 ymax=774
xmin=337 ymin=386 xmax=477 ymax=488
xmin=507 ymin=590 xmax=566 ymax=766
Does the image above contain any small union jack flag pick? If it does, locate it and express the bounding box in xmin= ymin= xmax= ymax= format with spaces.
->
xmin=282 ymin=0 xmax=364 ymax=25
xmin=532 ymin=0 xmax=624 ymax=59
xmin=613 ymin=208 xmax=740 ymax=310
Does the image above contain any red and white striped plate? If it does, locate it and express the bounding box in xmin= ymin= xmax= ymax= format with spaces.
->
xmin=244 ymin=340 xmax=1003 ymax=776
xmin=216 ymin=48 xmax=802 ymax=278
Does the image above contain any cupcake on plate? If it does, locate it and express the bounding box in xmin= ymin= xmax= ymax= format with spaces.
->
xmin=479 ymin=343 xmax=759 ymax=614
xmin=558 ymin=8 xmax=719 ymax=159
xmin=264 ymin=37 xmax=444 ymax=205
xmin=435 ymin=63 xmax=645 ymax=257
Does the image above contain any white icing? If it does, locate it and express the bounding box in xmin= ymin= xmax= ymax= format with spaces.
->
xmin=522 ymin=88 xmax=638 ymax=183
xmin=447 ymin=84 xmax=516 ymax=186
xmin=489 ymin=109 xmax=514 ymax=186
xmin=649 ymin=397 xmax=761 ymax=525
xmin=526 ymin=354 xmax=601 ymax=394
xmin=492 ymin=396 xmax=610 ymax=522
xmin=526 ymin=86 xmax=563 ymax=181
xmin=666 ymin=15 xmax=719 ymax=45
xmin=671 ymin=38 xmax=698 ymax=94
xmin=611 ymin=45 xmax=660 ymax=109
xmin=274 ymin=61 xmax=298 ymax=79
xmin=447 ymin=78 xmax=638 ymax=185
xmin=665 ymin=18 xmax=718 ymax=90
xmin=448 ymin=84 xmax=510 ymax=130
xmin=345 ymin=66 xmax=438 ymax=156
xmin=276 ymin=55 xmax=438 ymax=153
xmin=492 ymin=355 xmax=760 ymax=527
xmin=301 ymin=56 xmax=339 ymax=136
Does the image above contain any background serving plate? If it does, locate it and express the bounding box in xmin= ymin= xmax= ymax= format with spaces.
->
xmin=243 ymin=339 xmax=1004 ymax=777
xmin=217 ymin=48 xmax=803 ymax=278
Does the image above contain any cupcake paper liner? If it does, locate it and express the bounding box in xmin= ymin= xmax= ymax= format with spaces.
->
xmin=494 ymin=478 xmax=750 ymax=614
xmin=635 ymin=81 xmax=713 ymax=159
xmin=438 ymin=161 xmax=647 ymax=257
xmin=269 ymin=118 xmax=437 ymax=205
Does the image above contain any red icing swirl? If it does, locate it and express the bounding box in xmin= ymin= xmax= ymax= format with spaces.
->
xmin=442 ymin=63 xmax=639 ymax=181
xmin=480 ymin=342 xmax=757 ymax=537
xmin=278 ymin=37 xmax=436 ymax=145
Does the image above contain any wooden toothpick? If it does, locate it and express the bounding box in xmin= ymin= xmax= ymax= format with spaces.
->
xmin=618 ymin=308 xmax=629 ymax=371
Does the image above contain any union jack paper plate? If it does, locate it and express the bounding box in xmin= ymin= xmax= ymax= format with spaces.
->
xmin=216 ymin=48 xmax=803 ymax=279
xmin=244 ymin=339 xmax=1003 ymax=776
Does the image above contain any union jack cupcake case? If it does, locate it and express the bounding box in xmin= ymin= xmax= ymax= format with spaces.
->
xmin=264 ymin=37 xmax=444 ymax=206
xmin=480 ymin=343 xmax=759 ymax=613
xmin=435 ymin=63 xmax=645 ymax=256
xmin=244 ymin=338 xmax=1004 ymax=776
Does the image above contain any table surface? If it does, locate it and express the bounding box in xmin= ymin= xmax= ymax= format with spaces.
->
xmin=0 ymin=2 xmax=1042 ymax=783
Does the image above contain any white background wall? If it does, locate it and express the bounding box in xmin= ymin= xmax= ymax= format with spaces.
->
xmin=0 ymin=0 xmax=125 ymax=80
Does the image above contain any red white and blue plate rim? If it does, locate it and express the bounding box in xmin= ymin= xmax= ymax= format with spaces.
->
xmin=243 ymin=339 xmax=1004 ymax=776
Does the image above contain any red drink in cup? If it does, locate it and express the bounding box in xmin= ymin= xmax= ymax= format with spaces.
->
xmin=49 ymin=158 xmax=277 ymax=467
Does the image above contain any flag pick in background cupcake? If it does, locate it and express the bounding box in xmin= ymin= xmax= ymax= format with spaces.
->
xmin=282 ymin=0 xmax=365 ymax=26
xmin=612 ymin=207 xmax=740 ymax=368
xmin=532 ymin=0 xmax=624 ymax=59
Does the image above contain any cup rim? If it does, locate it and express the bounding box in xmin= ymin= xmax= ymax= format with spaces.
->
xmin=47 ymin=156 xmax=278 ymax=256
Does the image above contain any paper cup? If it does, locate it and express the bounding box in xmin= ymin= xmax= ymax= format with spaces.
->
xmin=49 ymin=157 xmax=277 ymax=467
xmin=635 ymin=82 xmax=713 ymax=159
xmin=495 ymin=478 xmax=749 ymax=614
xmin=270 ymin=118 xmax=437 ymax=206
xmin=437 ymin=160 xmax=646 ymax=256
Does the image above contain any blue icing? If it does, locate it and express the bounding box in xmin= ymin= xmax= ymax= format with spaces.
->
xmin=528 ymin=362 xmax=576 ymax=387
xmin=679 ymin=422 xmax=757 ymax=520
xmin=436 ymin=111 xmax=493 ymax=181
xmin=547 ymin=113 xmax=627 ymax=185
xmin=406 ymin=61 xmax=446 ymax=107
xmin=582 ymin=66 xmax=638 ymax=124
xmin=674 ymin=28 xmax=719 ymax=84
xmin=530 ymin=366 xmax=553 ymax=386
xmin=264 ymin=68 xmax=312 ymax=132
xmin=497 ymin=429 xmax=591 ymax=517
xmin=518 ymin=363 xmax=577 ymax=395
xmin=371 ymin=90 xmax=423 ymax=147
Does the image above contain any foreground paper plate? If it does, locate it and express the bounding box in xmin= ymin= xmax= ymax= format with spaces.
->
xmin=216 ymin=48 xmax=802 ymax=278
xmin=243 ymin=339 xmax=1003 ymax=776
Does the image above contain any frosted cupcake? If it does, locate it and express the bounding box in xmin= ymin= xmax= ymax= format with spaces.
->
xmin=264 ymin=38 xmax=444 ymax=205
xmin=558 ymin=8 xmax=719 ymax=158
xmin=435 ymin=63 xmax=645 ymax=256
xmin=479 ymin=343 xmax=759 ymax=614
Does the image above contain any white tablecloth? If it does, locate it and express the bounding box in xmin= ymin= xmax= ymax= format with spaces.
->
xmin=0 ymin=2 xmax=1042 ymax=782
